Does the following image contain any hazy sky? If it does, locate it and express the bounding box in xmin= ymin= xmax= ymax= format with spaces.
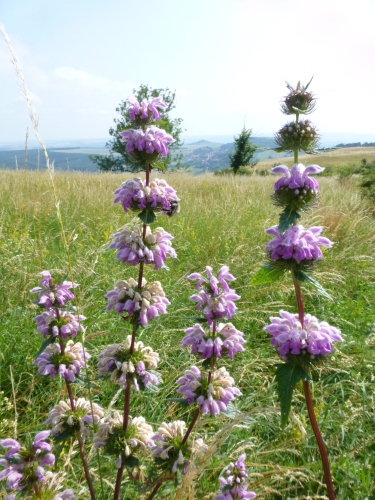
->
xmin=1 ymin=0 xmax=375 ymax=144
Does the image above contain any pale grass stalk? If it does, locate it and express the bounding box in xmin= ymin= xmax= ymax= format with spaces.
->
xmin=24 ymin=126 xmax=28 ymax=170
xmin=9 ymin=366 xmax=18 ymax=439
xmin=1 ymin=24 xmax=101 ymax=497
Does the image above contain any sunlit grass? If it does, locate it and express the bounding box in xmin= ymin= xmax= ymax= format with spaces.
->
xmin=0 ymin=169 xmax=375 ymax=499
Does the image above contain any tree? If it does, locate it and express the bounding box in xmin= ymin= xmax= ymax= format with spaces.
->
xmin=90 ymin=84 xmax=184 ymax=172
xmin=229 ymin=127 xmax=258 ymax=174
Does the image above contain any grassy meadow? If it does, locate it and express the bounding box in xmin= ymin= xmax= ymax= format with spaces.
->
xmin=0 ymin=168 xmax=375 ymax=499
xmin=257 ymin=146 xmax=375 ymax=170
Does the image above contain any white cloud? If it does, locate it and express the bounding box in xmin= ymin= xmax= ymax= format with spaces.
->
xmin=53 ymin=66 xmax=132 ymax=93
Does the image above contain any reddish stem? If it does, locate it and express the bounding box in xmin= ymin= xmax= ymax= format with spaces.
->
xmin=123 ymin=381 xmax=132 ymax=431
xmin=113 ymin=464 xmax=125 ymax=500
xmin=77 ymin=432 xmax=97 ymax=500
xmin=33 ymin=483 xmax=41 ymax=498
xmin=291 ymin=271 xmax=335 ymax=499
xmin=181 ymin=408 xmax=200 ymax=446
xmin=291 ymin=270 xmax=304 ymax=325
xmin=115 ymin=161 xmax=150 ymax=499
xmin=303 ymin=380 xmax=336 ymax=499
xmin=148 ymin=481 xmax=162 ymax=500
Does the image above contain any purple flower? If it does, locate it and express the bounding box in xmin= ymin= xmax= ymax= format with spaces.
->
xmin=93 ymin=412 xmax=153 ymax=464
xmin=53 ymin=490 xmax=77 ymax=500
xmin=0 ymin=431 xmax=55 ymax=492
xmin=30 ymin=271 xmax=78 ymax=310
xmin=214 ymin=454 xmax=256 ymax=499
xmin=264 ymin=310 xmax=343 ymax=359
xmin=271 ymin=163 xmax=324 ymax=192
xmin=265 ymin=225 xmax=333 ymax=263
xmin=105 ymin=278 xmax=170 ymax=327
xmin=127 ymin=96 xmax=166 ymax=122
xmin=177 ymin=366 xmax=241 ymax=415
xmin=182 ymin=322 xmax=245 ymax=360
xmin=98 ymin=335 xmax=159 ymax=391
xmin=46 ymin=398 xmax=104 ymax=438
xmin=120 ymin=126 xmax=174 ymax=157
xmin=109 ymin=225 xmax=177 ymax=270
xmin=33 ymin=340 xmax=89 ymax=382
xmin=151 ymin=421 xmax=207 ymax=474
xmin=113 ymin=177 xmax=179 ymax=216
xmin=188 ymin=266 xmax=240 ymax=325
xmin=33 ymin=309 xmax=86 ymax=339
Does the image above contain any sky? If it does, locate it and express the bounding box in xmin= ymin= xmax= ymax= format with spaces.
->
xmin=1 ymin=0 xmax=375 ymax=146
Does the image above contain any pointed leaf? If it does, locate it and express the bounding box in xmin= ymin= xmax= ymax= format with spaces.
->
xmin=275 ymin=362 xmax=310 ymax=428
xmin=279 ymin=208 xmax=301 ymax=233
xmin=35 ymin=337 xmax=56 ymax=358
xmin=150 ymin=161 xmax=166 ymax=172
xmin=151 ymin=120 xmax=168 ymax=127
xmin=123 ymin=455 xmax=139 ymax=470
xmin=293 ymin=270 xmax=332 ymax=300
xmin=250 ymin=265 xmax=285 ymax=286
xmin=224 ymin=401 xmax=240 ymax=419
xmin=138 ymin=208 xmax=156 ymax=224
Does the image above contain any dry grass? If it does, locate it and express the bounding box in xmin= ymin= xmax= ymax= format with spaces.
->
xmin=257 ymin=146 xmax=375 ymax=169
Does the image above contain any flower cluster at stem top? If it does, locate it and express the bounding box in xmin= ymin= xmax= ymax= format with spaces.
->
xmin=30 ymin=271 xmax=77 ymax=310
xmin=126 ymin=95 xmax=166 ymax=123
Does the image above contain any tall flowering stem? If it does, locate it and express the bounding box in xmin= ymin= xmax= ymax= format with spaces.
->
xmin=104 ymin=96 xmax=178 ymax=500
xmin=258 ymin=79 xmax=342 ymax=499
xmin=31 ymin=273 xmax=96 ymax=500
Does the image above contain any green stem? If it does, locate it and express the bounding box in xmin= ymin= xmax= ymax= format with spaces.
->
xmin=294 ymin=112 xmax=299 ymax=164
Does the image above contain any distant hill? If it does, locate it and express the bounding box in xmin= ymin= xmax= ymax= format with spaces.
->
xmin=0 ymin=137 xmax=290 ymax=174
xmin=0 ymin=148 xmax=100 ymax=172
xmin=336 ymin=141 xmax=375 ymax=148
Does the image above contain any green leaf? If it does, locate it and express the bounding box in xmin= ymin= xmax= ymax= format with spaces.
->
xmin=201 ymin=358 xmax=211 ymax=369
xmin=119 ymin=124 xmax=136 ymax=131
xmin=138 ymin=208 xmax=156 ymax=224
xmin=152 ymin=120 xmax=168 ymax=127
xmin=35 ymin=336 xmax=55 ymax=357
xmin=123 ymin=455 xmax=139 ymax=470
xmin=166 ymin=398 xmax=189 ymax=408
xmin=250 ymin=265 xmax=285 ymax=286
xmin=275 ymin=362 xmax=310 ymax=428
xmin=279 ymin=208 xmax=301 ymax=233
xmin=151 ymin=161 xmax=166 ymax=172
xmin=224 ymin=401 xmax=240 ymax=419
xmin=293 ymin=270 xmax=332 ymax=300
xmin=53 ymin=429 xmax=73 ymax=463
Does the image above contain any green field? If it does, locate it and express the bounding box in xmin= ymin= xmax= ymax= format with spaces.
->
xmin=0 ymin=169 xmax=374 ymax=499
